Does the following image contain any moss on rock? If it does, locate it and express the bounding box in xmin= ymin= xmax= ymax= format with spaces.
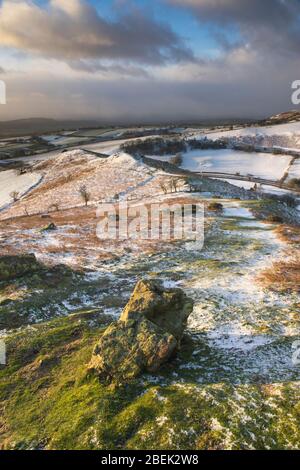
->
xmin=89 ymin=319 xmax=177 ymax=383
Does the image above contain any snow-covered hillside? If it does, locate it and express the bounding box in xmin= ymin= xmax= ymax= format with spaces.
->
xmin=0 ymin=150 xmax=164 ymax=220
xmin=196 ymin=121 xmax=300 ymax=144
xmin=0 ymin=170 xmax=41 ymax=211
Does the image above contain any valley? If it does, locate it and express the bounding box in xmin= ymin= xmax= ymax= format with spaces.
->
xmin=0 ymin=114 xmax=299 ymax=450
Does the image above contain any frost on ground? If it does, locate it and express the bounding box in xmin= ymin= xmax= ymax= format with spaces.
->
xmin=183 ymin=203 xmax=299 ymax=385
xmin=0 ymin=137 xmax=299 ymax=450
xmin=1 ymin=190 xmax=298 ymax=385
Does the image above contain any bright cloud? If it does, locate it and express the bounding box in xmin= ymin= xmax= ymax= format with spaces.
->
xmin=0 ymin=0 xmax=193 ymax=64
xmin=0 ymin=0 xmax=299 ymax=121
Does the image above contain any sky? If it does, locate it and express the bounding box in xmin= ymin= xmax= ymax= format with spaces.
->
xmin=0 ymin=0 xmax=300 ymax=123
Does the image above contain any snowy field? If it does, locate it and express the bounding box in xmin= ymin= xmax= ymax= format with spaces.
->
xmin=287 ymin=158 xmax=300 ymax=181
xmin=72 ymin=129 xmax=123 ymax=138
xmin=46 ymin=136 xmax=91 ymax=146
xmin=2 ymin=122 xmax=300 ymax=197
xmin=40 ymin=134 xmax=65 ymax=143
xmin=82 ymin=138 xmax=128 ymax=155
xmin=149 ymin=149 xmax=292 ymax=180
xmin=0 ymin=170 xmax=41 ymax=210
xmin=82 ymin=135 xmax=161 ymax=155
xmin=198 ymin=121 xmax=300 ymax=141
xmin=214 ymin=178 xmax=299 ymax=199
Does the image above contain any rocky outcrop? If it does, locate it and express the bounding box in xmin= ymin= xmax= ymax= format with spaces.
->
xmin=0 ymin=254 xmax=41 ymax=282
xmin=88 ymin=280 xmax=194 ymax=383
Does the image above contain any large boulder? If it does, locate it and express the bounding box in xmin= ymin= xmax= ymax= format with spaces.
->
xmin=120 ymin=280 xmax=193 ymax=340
xmin=0 ymin=254 xmax=40 ymax=282
xmin=88 ymin=280 xmax=194 ymax=383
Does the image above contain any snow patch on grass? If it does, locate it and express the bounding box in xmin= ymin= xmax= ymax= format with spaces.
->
xmin=206 ymin=322 xmax=275 ymax=351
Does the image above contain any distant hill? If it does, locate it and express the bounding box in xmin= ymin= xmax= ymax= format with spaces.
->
xmin=0 ymin=118 xmax=100 ymax=138
xmin=264 ymin=110 xmax=300 ymax=125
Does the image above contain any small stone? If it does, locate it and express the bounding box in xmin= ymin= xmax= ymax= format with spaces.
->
xmin=40 ymin=222 xmax=57 ymax=232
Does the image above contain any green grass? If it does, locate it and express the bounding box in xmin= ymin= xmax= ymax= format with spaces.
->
xmin=0 ymin=310 xmax=299 ymax=450
xmin=0 ymin=265 xmax=114 ymax=330
xmin=0 ymin=199 xmax=299 ymax=450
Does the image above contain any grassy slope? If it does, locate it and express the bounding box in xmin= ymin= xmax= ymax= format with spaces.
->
xmin=0 ymin=309 xmax=299 ymax=450
xmin=0 ymin=197 xmax=299 ymax=450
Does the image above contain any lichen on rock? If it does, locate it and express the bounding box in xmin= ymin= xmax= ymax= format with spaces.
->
xmin=120 ymin=279 xmax=194 ymax=340
xmin=88 ymin=279 xmax=194 ymax=383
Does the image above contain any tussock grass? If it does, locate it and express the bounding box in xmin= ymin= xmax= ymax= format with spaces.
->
xmin=275 ymin=225 xmax=300 ymax=245
xmin=258 ymin=253 xmax=300 ymax=293
xmin=258 ymin=225 xmax=300 ymax=293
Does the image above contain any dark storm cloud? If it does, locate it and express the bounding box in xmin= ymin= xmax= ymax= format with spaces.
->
xmin=169 ymin=0 xmax=300 ymax=56
xmin=5 ymin=51 xmax=298 ymax=122
xmin=0 ymin=0 xmax=194 ymax=65
xmin=169 ymin=0 xmax=295 ymax=25
xmin=1 ymin=0 xmax=300 ymax=121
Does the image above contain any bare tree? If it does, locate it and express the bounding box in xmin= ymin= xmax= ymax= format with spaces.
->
xmin=170 ymin=153 xmax=183 ymax=166
xmin=48 ymin=203 xmax=59 ymax=213
xmin=10 ymin=191 xmax=19 ymax=202
xmin=170 ymin=177 xmax=180 ymax=193
xmin=79 ymin=185 xmax=91 ymax=207
xmin=159 ymin=181 xmax=168 ymax=195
